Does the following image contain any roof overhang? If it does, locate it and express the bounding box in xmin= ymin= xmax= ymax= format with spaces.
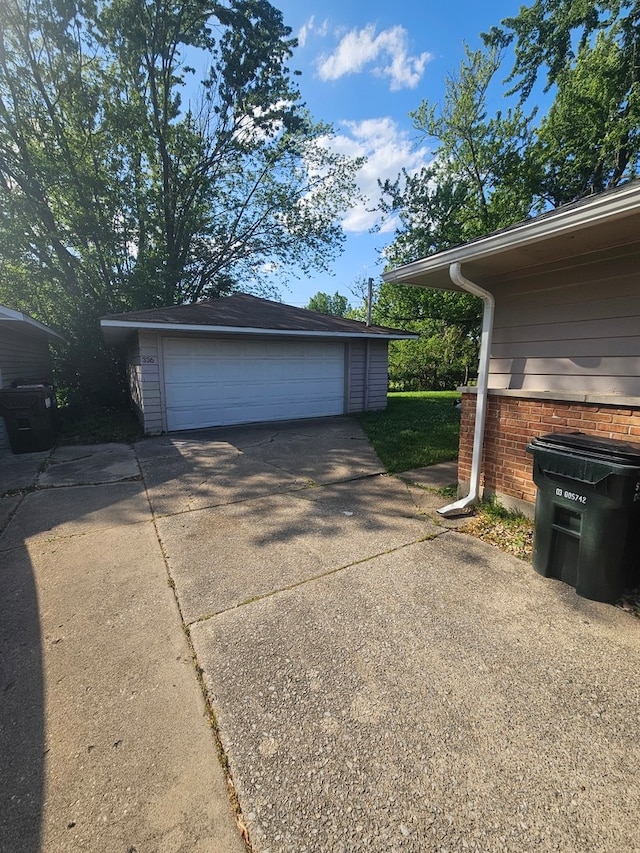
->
xmin=0 ymin=306 xmax=65 ymax=341
xmin=383 ymin=181 xmax=640 ymax=292
xmin=100 ymin=319 xmax=418 ymax=346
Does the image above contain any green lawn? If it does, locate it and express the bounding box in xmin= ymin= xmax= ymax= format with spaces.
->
xmin=55 ymin=392 xmax=461 ymax=468
xmin=355 ymin=391 xmax=461 ymax=473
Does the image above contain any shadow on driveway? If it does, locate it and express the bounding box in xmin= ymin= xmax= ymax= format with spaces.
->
xmin=0 ymin=447 xmax=146 ymax=852
xmin=0 ymin=440 xmax=244 ymax=853
xmin=135 ymin=417 xmax=442 ymax=623
xmin=0 ymin=538 xmax=44 ymax=853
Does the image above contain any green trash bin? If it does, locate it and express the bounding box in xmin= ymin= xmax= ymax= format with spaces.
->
xmin=527 ymin=432 xmax=640 ymax=603
xmin=0 ymin=385 xmax=57 ymax=454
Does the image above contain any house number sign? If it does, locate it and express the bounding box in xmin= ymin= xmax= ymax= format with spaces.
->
xmin=142 ymin=356 xmax=155 ymax=364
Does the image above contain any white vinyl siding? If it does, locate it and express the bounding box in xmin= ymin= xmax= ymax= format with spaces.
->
xmin=162 ymin=336 xmax=346 ymax=431
xmin=486 ymin=246 xmax=640 ymax=396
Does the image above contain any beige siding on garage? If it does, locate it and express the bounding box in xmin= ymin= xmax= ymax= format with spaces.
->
xmin=0 ymin=326 xmax=54 ymax=451
xmin=348 ymin=340 xmax=365 ymax=411
xmin=367 ymin=340 xmax=389 ymax=409
xmin=347 ymin=339 xmax=388 ymax=412
xmin=126 ymin=331 xmax=164 ymax=435
xmin=0 ymin=327 xmax=53 ymax=388
xmin=486 ymin=245 xmax=640 ymax=396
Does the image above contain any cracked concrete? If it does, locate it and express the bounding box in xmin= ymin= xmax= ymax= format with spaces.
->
xmin=135 ymin=418 xmax=640 ymax=853
xmin=3 ymin=416 xmax=640 ymax=853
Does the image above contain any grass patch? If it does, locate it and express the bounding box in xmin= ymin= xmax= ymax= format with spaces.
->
xmin=58 ymin=404 xmax=144 ymax=445
xmin=465 ymin=499 xmax=534 ymax=561
xmin=436 ymin=483 xmax=458 ymax=498
xmin=355 ymin=391 xmax=460 ymax=473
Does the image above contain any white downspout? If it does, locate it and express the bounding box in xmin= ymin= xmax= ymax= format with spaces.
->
xmin=438 ymin=262 xmax=495 ymax=517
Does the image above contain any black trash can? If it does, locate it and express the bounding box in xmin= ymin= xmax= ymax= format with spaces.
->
xmin=527 ymin=432 xmax=640 ymax=603
xmin=0 ymin=384 xmax=57 ymax=454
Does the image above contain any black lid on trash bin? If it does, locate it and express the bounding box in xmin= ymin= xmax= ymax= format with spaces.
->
xmin=528 ymin=432 xmax=640 ymax=465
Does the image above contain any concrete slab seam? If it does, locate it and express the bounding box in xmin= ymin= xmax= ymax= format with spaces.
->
xmin=0 ymin=515 xmax=158 ymax=554
xmin=1 ymin=483 xmax=37 ymax=499
xmin=0 ymin=491 xmax=25 ymax=536
xmin=394 ymin=476 xmax=458 ymax=527
xmin=232 ymin=432 xmax=280 ymax=449
xmin=144 ymin=480 xmax=310 ymax=520
xmin=185 ymin=528 xmax=452 ymax=629
xmin=151 ymin=516 xmax=253 ymax=853
xmin=34 ymin=474 xmax=143 ymax=490
xmin=144 ymin=470 xmax=399 ymax=520
xmin=135 ymin=450 xmax=253 ymax=853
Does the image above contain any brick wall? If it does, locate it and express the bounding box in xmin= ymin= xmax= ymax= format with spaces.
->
xmin=459 ymin=392 xmax=640 ymax=508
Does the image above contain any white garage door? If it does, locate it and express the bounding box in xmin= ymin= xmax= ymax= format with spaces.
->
xmin=162 ymin=337 xmax=345 ymax=431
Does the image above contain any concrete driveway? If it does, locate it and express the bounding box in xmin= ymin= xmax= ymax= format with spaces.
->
xmin=2 ymin=417 xmax=640 ymax=853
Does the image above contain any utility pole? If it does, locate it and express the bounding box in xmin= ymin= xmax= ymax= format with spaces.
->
xmin=366 ymin=277 xmax=373 ymax=326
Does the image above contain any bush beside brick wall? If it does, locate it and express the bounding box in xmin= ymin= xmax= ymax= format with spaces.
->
xmin=459 ymin=393 xmax=640 ymax=507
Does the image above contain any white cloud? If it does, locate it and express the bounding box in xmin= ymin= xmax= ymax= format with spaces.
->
xmin=297 ymin=16 xmax=314 ymax=48
xmin=317 ymin=25 xmax=432 ymax=91
xmin=319 ymin=117 xmax=432 ymax=233
xmin=297 ymin=16 xmax=330 ymax=49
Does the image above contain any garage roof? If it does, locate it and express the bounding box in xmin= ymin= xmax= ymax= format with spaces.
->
xmin=0 ymin=305 xmax=65 ymax=341
xmin=101 ymin=293 xmax=418 ymax=344
xmin=382 ymin=179 xmax=640 ymax=291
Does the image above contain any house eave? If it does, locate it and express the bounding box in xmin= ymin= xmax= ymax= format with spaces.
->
xmin=383 ymin=181 xmax=640 ymax=291
xmin=0 ymin=306 xmax=65 ymax=341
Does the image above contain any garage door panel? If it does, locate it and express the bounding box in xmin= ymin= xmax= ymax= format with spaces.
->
xmin=163 ymin=337 xmax=345 ymax=430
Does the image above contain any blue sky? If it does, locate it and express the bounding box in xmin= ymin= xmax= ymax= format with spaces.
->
xmin=269 ymin=0 xmax=527 ymax=309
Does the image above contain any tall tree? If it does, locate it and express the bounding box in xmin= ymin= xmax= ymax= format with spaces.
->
xmin=0 ymin=0 xmax=362 ymax=402
xmin=407 ymin=45 xmax=536 ymax=238
xmin=377 ymin=46 xmax=533 ymax=390
xmin=484 ymin=0 xmax=640 ymax=201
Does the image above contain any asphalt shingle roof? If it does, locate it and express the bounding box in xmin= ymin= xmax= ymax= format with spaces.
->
xmin=101 ymin=293 xmax=414 ymax=337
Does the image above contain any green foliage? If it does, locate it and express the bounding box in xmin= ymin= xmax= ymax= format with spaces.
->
xmin=380 ymin=46 xmax=536 ymax=264
xmin=387 ymin=322 xmax=479 ymax=391
xmin=408 ymin=46 xmax=537 ymax=236
xmin=479 ymin=496 xmax=529 ymax=523
xmin=377 ymin=47 xmax=537 ymax=391
xmin=355 ymin=391 xmax=461 ymax=473
xmin=528 ymin=28 xmax=639 ymax=203
xmin=484 ymin=0 xmax=640 ymax=198
xmin=0 ymin=0 xmax=362 ymax=405
xmin=306 ymin=291 xmax=351 ymax=316
xmin=58 ymin=404 xmax=144 ymax=445
xmin=379 ymin=2 xmax=640 ymax=391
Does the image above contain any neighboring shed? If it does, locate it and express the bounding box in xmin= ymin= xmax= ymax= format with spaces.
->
xmin=100 ymin=294 xmax=416 ymax=435
xmin=383 ymin=180 xmax=640 ymax=515
xmin=0 ymin=306 xmax=64 ymax=452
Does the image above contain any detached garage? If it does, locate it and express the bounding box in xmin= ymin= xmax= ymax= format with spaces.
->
xmin=100 ymin=294 xmax=416 ymax=435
